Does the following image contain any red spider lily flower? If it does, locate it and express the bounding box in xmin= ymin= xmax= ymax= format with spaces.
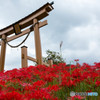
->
xmin=32 ymin=80 xmax=46 ymax=89
xmin=71 ymin=69 xmax=82 ymax=79
xmin=74 ymin=78 xmax=81 ymax=83
xmin=40 ymin=74 xmax=53 ymax=82
xmin=86 ymin=90 xmax=92 ymax=92
xmin=74 ymin=59 xmax=79 ymax=62
xmin=0 ymin=91 xmax=23 ymax=100
xmin=94 ymin=62 xmax=100 ymax=66
xmin=0 ymin=63 xmax=100 ymax=99
xmin=0 ymin=80 xmax=6 ymax=86
xmin=21 ymin=83 xmax=31 ymax=87
xmin=94 ymin=62 xmax=100 ymax=70
xmin=47 ymin=84 xmax=60 ymax=91
xmin=69 ymin=95 xmax=86 ymax=100
xmin=25 ymin=89 xmax=52 ymax=100
xmin=61 ymin=79 xmax=75 ymax=87
xmin=95 ymin=80 xmax=100 ymax=86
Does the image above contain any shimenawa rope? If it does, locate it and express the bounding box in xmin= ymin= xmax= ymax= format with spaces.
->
xmin=1 ymin=22 xmax=38 ymax=48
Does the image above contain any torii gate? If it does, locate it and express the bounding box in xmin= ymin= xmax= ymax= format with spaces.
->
xmin=0 ymin=2 xmax=54 ymax=71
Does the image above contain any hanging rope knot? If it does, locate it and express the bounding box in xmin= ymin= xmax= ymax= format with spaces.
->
xmin=30 ymin=22 xmax=39 ymax=30
xmin=33 ymin=22 xmax=39 ymax=26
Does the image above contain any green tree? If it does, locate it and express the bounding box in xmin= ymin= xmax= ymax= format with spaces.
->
xmin=43 ymin=50 xmax=65 ymax=65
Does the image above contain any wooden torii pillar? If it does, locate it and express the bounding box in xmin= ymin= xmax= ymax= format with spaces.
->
xmin=0 ymin=2 xmax=54 ymax=71
xmin=33 ymin=18 xmax=42 ymax=65
xmin=0 ymin=35 xmax=6 ymax=71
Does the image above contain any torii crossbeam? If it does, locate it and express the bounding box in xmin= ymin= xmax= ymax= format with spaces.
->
xmin=0 ymin=2 xmax=54 ymax=71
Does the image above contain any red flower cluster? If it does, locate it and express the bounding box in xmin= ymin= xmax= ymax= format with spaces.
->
xmin=0 ymin=62 xmax=100 ymax=100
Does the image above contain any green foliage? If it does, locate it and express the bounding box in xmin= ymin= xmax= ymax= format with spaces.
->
xmin=43 ymin=50 xmax=65 ymax=64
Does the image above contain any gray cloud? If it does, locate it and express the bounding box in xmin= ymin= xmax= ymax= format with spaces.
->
xmin=1 ymin=0 xmax=100 ymax=70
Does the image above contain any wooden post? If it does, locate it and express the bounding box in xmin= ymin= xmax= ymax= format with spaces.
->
xmin=48 ymin=59 xmax=53 ymax=68
xmin=33 ymin=18 xmax=42 ymax=65
xmin=21 ymin=46 xmax=28 ymax=68
xmin=0 ymin=35 xmax=6 ymax=71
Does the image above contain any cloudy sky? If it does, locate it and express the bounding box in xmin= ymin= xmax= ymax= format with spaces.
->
xmin=0 ymin=0 xmax=100 ymax=70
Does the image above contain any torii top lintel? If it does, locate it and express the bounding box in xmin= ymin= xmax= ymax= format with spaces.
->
xmin=0 ymin=2 xmax=54 ymax=38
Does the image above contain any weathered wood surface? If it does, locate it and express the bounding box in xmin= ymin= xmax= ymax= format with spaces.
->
xmin=21 ymin=46 xmax=28 ymax=68
xmin=0 ymin=35 xmax=6 ymax=71
xmin=0 ymin=20 xmax=47 ymax=45
xmin=0 ymin=3 xmax=53 ymax=38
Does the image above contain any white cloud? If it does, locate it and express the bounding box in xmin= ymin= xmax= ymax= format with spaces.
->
xmin=65 ymin=18 xmax=100 ymax=48
xmin=62 ymin=20 xmax=100 ymax=64
xmin=0 ymin=0 xmax=100 ymax=70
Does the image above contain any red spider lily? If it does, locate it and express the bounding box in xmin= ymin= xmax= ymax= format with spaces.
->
xmin=32 ymin=80 xmax=46 ymax=88
xmin=74 ymin=59 xmax=79 ymax=62
xmin=69 ymin=95 xmax=86 ymax=100
xmin=86 ymin=90 xmax=92 ymax=92
xmin=24 ymin=88 xmax=54 ymax=100
xmin=40 ymin=74 xmax=53 ymax=82
xmin=20 ymin=83 xmax=31 ymax=87
xmin=47 ymin=84 xmax=60 ymax=91
xmin=71 ymin=68 xmax=82 ymax=78
xmin=0 ymin=80 xmax=6 ymax=86
xmin=0 ymin=62 xmax=100 ymax=99
xmin=0 ymin=91 xmax=24 ymax=100
xmin=61 ymin=78 xmax=75 ymax=87
xmin=95 ymin=80 xmax=100 ymax=86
